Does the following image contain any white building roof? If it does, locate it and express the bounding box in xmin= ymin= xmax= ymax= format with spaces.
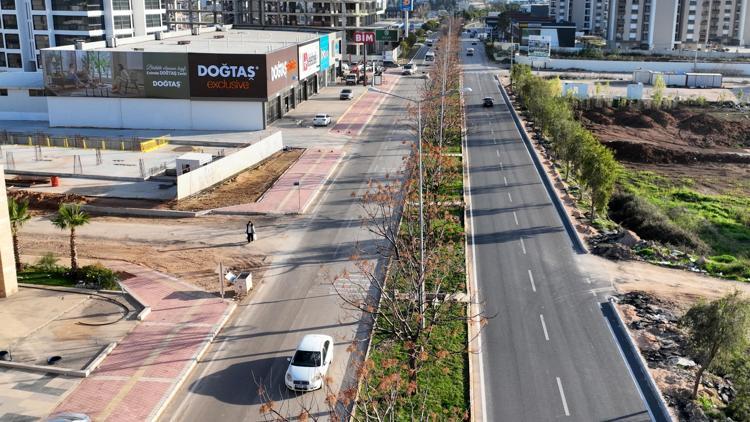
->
xmin=102 ymin=28 xmax=328 ymax=55
xmin=0 ymin=72 xmax=44 ymax=89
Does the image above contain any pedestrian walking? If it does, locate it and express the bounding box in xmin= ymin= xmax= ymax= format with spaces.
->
xmin=246 ymin=221 xmax=256 ymax=243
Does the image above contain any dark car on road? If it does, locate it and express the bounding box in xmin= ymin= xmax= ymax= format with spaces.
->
xmin=483 ymin=97 xmax=494 ymax=107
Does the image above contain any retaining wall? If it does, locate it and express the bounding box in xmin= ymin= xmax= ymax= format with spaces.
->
xmin=176 ymin=131 xmax=283 ymax=199
xmin=515 ymin=56 xmax=750 ymax=76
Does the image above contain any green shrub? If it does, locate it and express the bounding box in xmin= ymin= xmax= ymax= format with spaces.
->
xmin=71 ymin=263 xmax=119 ymax=290
xmin=608 ymin=191 xmax=707 ymax=252
xmin=35 ymin=252 xmax=62 ymax=272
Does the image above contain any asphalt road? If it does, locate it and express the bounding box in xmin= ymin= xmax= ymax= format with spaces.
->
xmin=462 ymin=40 xmax=653 ymax=421
xmin=161 ymin=74 xmax=422 ymax=420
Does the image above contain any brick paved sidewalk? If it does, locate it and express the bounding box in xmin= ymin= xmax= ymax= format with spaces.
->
xmin=213 ymin=147 xmax=344 ymax=215
xmin=52 ymin=263 xmax=233 ymax=422
xmin=330 ymin=73 xmax=398 ymax=137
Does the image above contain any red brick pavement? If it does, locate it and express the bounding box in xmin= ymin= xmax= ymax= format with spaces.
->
xmin=330 ymin=73 xmax=398 ymax=137
xmin=214 ymin=147 xmax=344 ymax=215
xmin=53 ymin=263 xmax=233 ymax=421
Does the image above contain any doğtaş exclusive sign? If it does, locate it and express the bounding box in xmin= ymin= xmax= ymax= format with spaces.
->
xmin=188 ymin=53 xmax=267 ymax=99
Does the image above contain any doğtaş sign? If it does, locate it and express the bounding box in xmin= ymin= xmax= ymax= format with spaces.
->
xmin=188 ymin=53 xmax=267 ymax=99
xmin=297 ymin=41 xmax=320 ymax=80
xmin=265 ymin=46 xmax=298 ymax=97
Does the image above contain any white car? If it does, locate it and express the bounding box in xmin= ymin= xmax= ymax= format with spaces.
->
xmin=312 ymin=113 xmax=332 ymax=127
xmin=285 ymin=334 xmax=334 ymax=391
xmin=402 ymin=63 xmax=417 ymax=75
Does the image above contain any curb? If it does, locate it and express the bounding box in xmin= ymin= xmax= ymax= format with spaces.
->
xmin=80 ymin=205 xmax=206 ymax=219
xmin=602 ymin=298 xmax=673 ymax=422
xmin=495 ymin=77 xmax=588 ymax=254
xmin=118 ymin=283 xmax=152 ymax=321
xmin=149 ymin=301 xmax=237 ymax=422
xmin=0 ymin=342 xmax=117 ymax=378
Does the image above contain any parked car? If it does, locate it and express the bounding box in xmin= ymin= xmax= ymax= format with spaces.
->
xmin=345 ymin=74 xmax=357 ymax=85
xmin=471 ymin=41 xmax=477 ymax=45
xmin=312 ymin=114 xmax=332 ymax=126
xmin=285 ymin=334 xmax=334 ymax=391
xmin=339 ymin=88 xmax=354 ymax=100
xmin=402 ymin=63 xmax=417 ymax=75
xmin=483 ymin=97 xmax=494 ymax=107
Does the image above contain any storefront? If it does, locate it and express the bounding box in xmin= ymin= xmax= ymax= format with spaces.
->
xmin=37 ymin=28 xmax=343 ymax=131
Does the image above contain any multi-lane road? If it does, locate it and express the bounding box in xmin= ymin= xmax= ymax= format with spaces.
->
xmin=461 ymin=38 xmax=653 ymax=420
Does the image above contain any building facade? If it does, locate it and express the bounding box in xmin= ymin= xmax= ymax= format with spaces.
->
xmin=550 ymin=0 xmax=609 ymax=35
xmin=607 ymin=0 xmax=678 ymax=49
xmin=0 ymin=0 xmax=167 ymax=72
xmin=674 ymin=0 xmax=750 ymax=47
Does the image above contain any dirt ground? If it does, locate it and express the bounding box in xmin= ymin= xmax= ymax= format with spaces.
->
xmin=169 ymin=148 xmax=304 ymax=211
xmin=578 ymin=254 xmax=750 ymax=308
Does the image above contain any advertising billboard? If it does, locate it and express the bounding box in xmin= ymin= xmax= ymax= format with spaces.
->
xmin=143 ymin=53 xmax=189 ymax=99
xmin=528 ymin=35 xmax=551 ymax=58
xmin=375 ymin=29 xmax=399 ymax=42
xmin=319 ymin=35 xmax=330 ymax=71
xmin=400 ymin=0 xmax=413 ymax=11
xmin=266 ymin=46 xmax=298 ymax=97
xmin=298 ymin=41 xmax=320 ymax=80
xmin=188 ymin=53 xmax=266 ymax=99
xmin=42 ymin=50 xmax=145 ymax=98
xmin=353 ymin=32 xmax=376 ymax=44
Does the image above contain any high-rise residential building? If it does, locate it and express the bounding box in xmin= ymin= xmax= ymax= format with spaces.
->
xmin=607 ymin=0 xmax=750 ymax=49
xmin=675 ymin=0 xmax=750 ymax=47
xmin=0 ymin=0 xmax=167 ymax=71
xmin=550 ymin=0 xmax=609 ymax=35
xmin=607 ymin=0 xmax=678 ymax=49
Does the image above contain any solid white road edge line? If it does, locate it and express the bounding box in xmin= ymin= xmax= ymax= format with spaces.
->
xmin=556 ymin=377 xmax=571 ymax=416
xmin=528 ymin=269 xmax=536 ymax=292
xmin=540 ymin=314 xmax=550 ymax=341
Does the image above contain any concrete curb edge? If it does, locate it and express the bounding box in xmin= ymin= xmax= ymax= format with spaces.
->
xmin=0 ymin=342 xmax=117 ymax=378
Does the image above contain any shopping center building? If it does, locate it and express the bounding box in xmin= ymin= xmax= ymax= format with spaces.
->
xmin=32 ymin=26 xmax=342 ymax=131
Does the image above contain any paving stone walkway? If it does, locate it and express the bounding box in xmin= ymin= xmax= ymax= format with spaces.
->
xmin=52 ymin=263 xmax=233 ymax=422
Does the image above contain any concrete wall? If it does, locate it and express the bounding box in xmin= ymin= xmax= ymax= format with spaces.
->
xmin=176 ymin=131 xmax=283 ymax=200
xmin=48 ymin=97 xmax=265 ymax=130
xmin=0 ymin=166 xmax=18 ymax=297
xmin=0 ymin=89 xmax=48 ymax=121
xmin=516 ymin=56 xmax=750 ymax=75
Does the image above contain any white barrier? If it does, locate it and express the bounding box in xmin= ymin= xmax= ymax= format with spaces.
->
xmin=515 ymin=56 xmax=750 ymax=76
xmin=176 ymin=131 xmax=283 ymax=199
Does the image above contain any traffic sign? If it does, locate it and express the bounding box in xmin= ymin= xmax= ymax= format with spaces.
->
xmin=375 ymin=29 xmax=399 ymax=42
xmin=353 ymin=31 xmax=376 ymax=44
xmin=400 ymin=0 xmax=413 ymax=11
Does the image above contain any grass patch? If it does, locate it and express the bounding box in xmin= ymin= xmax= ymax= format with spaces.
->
xmin=618 ymin=169 xmax=750 ymax=280
xmin=18 ymin=269 xmax=75 ymax=287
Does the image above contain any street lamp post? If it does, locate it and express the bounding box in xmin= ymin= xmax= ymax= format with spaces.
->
xmin=368 ymin=86 xmax=472 ymax=328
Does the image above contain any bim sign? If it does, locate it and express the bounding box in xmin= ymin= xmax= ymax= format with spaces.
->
xmin=353 ymin=32 xmax=376 ymax=44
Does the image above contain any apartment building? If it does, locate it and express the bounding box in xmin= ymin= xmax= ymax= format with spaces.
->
xmin=675 ymin=0 xmax=750 ymax=46
xmin=550 ymin=0 xmax=609 ymax=35
xmin=0 ymin=0 xmax=167 ymax=71
xmin=607 ymin=0 xmax=677 ymax=49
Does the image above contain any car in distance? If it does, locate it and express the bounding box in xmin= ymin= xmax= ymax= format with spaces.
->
xmin=472 ymin=40 xmax=478 ymax=45
xmin=339 ymin=88 xmax=354 ymax=100
xmin=285 ymin=334 xmax=334 ymax=391
xmin=402 ymin=63 xmax=417 ymax=75
xmin=483 ymin=97 xmax=494 ymax=107
xmin=345 ymin=74 xmax=357 ymax=85
xmin=467 ymin=48 xmax=475 ymax=56
xmin=312 ymin=114 xmax=332 ymax=126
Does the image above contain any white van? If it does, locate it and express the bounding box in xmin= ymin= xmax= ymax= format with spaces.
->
xmin=425 ymin=51 xmax=435 ymax=62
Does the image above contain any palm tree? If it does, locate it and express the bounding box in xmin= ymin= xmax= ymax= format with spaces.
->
xmin=52 ymin=203 xmax=90 ymax=273
xmin=8 ymin=198 xmax=31 ymax=271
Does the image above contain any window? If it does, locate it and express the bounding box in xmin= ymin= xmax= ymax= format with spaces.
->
xmin=2 ymin=14 xmax=17 ymax=29
xmin=33 ymin=15 xmax=47 ymax=29
xmin=28 ymin=89 xmax=45 ymax=96
xmin=0 ymin=54 xmax=5 ymax=68
xmin=145 ymin=14 xmax=160 ymax=27
xmin=4 ymin=33 xmax=19 ymax=49
xmin=0 ymin=89 xmax=7 ymax=96
xmin=31 ymin=0 xmax=45 ymax=9
xmin=144 ymin=0 xmax=161 ymax=8
xmin=34 ymin=34 xmax=49 ymax=48
xmin=51 ymin=0 xmax=102 ymax=11
xmin=55 ymin=34 xmax=102 ymax=46
xmin=53 ymin=15 xmax=104 ymax=31
xmin=0 ymin=0 xmax=14 ymax=9
xmin=112 ymin=0 xmax=129 ymax=10
xmin=6 ymin=53 xmax=21 ymax=68
xmin=113 ymin=15 xmax=131 ymax=29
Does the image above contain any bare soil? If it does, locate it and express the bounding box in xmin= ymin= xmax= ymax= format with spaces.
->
xmin=169 ymin=148 xmax=304 ymax=211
